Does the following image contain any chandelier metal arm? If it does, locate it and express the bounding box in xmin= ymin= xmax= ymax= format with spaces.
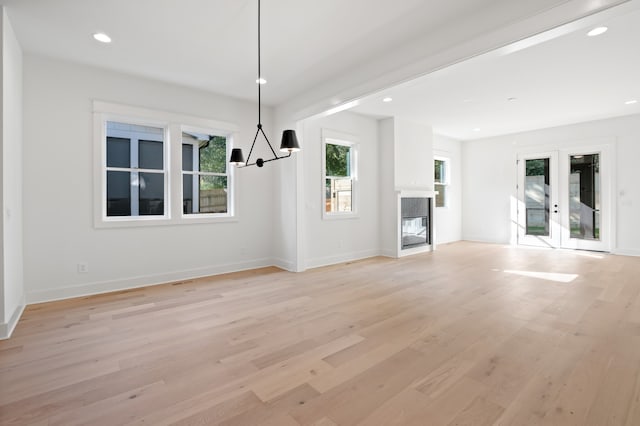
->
xmin=260 ymin=126 xmax=279 ymax=159
xmin=240 ymin=125 xmax=292 ymax=168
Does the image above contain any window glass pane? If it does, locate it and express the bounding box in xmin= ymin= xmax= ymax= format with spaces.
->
xmin=435 ymin=183 xmax=446 ymax=208
xmin=182 ymin=144 xmax=193 ymax=171
xmin=434 ymin=159 xmax=445 ymax=184
xmin=525 ymin=158 xmax=550 ymax=236
xmin=106 ymin=137 xmax=130 ymax=168
xmin=570 ymin=154 xmax=600 ymax=240
xmin=183 ymin=174 xmax=194 ymax=214
xmin=106 ymin=171 xmax=131 ymax=216
xmin=200 ymin=136 xmax=227 ymax=174
xmin=139 ymin=140 xmax=163 ymax=170
xmin=325 ymin=144 xmax=351 ymax=177
xmin=326 ymin=178 xmax=352 ymax=212
xmin=138 ymin=172 xmax=164 ymax=215
xmin=199 ymin=176 xmax=227 ymax=214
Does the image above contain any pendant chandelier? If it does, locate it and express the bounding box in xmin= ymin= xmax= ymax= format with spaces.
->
xmin=229 ymin=0 xmax=300 ymax=168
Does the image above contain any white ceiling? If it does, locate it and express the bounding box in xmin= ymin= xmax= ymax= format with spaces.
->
xmin=352 ymin=1 xmax=640 ymax=140
xmin=3 ymin=0 xmax=637 ymax=140
xmin=2 ymin=0 xmax=532 ymax=106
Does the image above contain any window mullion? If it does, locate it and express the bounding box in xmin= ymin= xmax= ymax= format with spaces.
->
xmin=131 ymin=137 xmax=140 ymax=216
xmin=193 ymin=172 xmax=199 ymax=212
xmin=193 ymin=146 xmax=199 ymax=212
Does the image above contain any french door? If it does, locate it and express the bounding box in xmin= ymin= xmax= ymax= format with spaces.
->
xmin=517 ymin=145 xmax=611 ymax=252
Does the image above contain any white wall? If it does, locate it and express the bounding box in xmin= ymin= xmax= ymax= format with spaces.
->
xmin=301 ymin=111 xmax=379 ymax=268
xmin=434 ymin=134 xmax=462 ymax=244
xmin=1 ymin=8 xmax=24 ymax=338
xmin=377 ymin=117 xmax=440 ymax=256
xmin=394 ymin=118 xmax=433 ymax=190
xmin=23 ymin=55 xmax=279 ymax=303
xmin=378 ymin=118 xmax=396 ymax=257
xmin=462 ymin=114 xmax=640 ymax=254
xmin=271 ymin=119 xmax=302 ymax=272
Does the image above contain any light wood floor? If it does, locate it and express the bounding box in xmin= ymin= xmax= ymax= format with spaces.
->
xmin=2 ymin=242 xmax=640 ymax=425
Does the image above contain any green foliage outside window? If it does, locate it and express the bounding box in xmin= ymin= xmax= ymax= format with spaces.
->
xmin=326 ymin=143 xmax=351 ymax=177
xmin=434 ymin=159 xmax=445 ymax=183
xmin=526 ymin=158 xmax=548 ymax=177
xmin=199 ymin=136 xmax=227 ymax=173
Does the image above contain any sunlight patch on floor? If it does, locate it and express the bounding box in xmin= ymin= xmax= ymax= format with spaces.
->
xmin=503 ymin=269 xmax=578 ymax=283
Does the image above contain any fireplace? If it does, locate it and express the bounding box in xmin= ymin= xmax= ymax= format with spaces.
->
xmin=390 ymin=190 xmax=436 ymax=257
xmin=401 ymin=197 xmax=431 ymax=249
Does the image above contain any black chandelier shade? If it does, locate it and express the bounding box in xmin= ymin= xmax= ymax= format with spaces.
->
xmin=280 ymin=130 xmax=300 ymax=153
xmin=229 ymin=148 xmax=245 ymax=166
xmin=230 ymin=0 xmax=301 ymax=168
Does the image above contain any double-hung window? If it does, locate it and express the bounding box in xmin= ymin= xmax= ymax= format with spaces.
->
xmin=106 ymin=121 xmax=167 ymax=217
xmin=96 ymin=101 xmax=237 ymax=227
xmin=323 ymin=133 xmax=357 ymax=217
xmin=182 ymin=131 xmax=230 ymax=215
xmin=434 ymin=156 xmax=450 ymax=208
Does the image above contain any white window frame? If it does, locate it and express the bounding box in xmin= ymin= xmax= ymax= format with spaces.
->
xmin=322 ymin=129 xmax=358 ymax=220
xmin=93 ymin=101 xmax=238 ymax=228
xmin=434 ymin=155 xmax=450 ymax=208
xmin=180 ymin=125 xmax=234 ymax=219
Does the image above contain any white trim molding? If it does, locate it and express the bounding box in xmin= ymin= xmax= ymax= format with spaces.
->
xmin=0 ymin=303 xmax=25 ymax=340
xmin=612 ymin=249 xmax=640 ymax=257
xmin=26 ymin=258 xmax=275 ymax=305
xmin=306 ymin=249 xmax=381 ymax=270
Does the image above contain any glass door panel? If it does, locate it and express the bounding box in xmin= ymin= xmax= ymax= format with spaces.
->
xmin=525 ymin=158 xmax=550 ymax=236
xmin=560 ymin=147 xmax=610 ymax=252
xmin=517 ymin=152 xmax=559 ymax=248
xmin=569 ymin=154 xmax=600 ymax=240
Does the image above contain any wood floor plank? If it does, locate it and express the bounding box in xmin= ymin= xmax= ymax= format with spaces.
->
xmin=2 ymin=242 xmax=640 ymax=425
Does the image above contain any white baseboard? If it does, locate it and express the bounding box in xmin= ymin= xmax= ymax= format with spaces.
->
xmin=271 ymin=257 xmax=296 ymax=272
xmin=379 ymin=248 xmax=397 ymax=258
xmin=0 ymin=303 xmax=26 ymax=340
xmin=461 ymin=236 xmax=510 ymax=245
xmin=26 ymin=258 xmax=274 ymax=304
xmin=612 ymin=248 xmax=640 ymax=257
xmin=306 ymin=249 xmax=381 ymax=269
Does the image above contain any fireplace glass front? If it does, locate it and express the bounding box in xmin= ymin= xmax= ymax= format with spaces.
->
xmin=401 ymin=197 xmax=430 ymax=249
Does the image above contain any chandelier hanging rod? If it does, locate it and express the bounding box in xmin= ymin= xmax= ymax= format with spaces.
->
xmin=229 ymin=0 xmax=300 ymax=168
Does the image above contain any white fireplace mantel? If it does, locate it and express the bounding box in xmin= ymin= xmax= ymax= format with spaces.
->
xmin=396 ymin=189 xmax=438 ymax=198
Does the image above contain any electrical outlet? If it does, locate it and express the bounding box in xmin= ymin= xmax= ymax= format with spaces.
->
xmin=77 ymin=263 xmax=89 ymax=274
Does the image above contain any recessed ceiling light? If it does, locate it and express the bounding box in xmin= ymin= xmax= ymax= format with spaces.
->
xmin=382 ymin=97 xmax=393 ymax=103
xmin=587 ymin=26 xmax=608 ymax=37
xmin=625 ymin=99 xmax=638 ymax=105
xmin=507 ymin=97 xmax=517 ymax=101
xmin=473 ymin=128 xmax=481 ymax=132
xmin=93 ymin=33 xmax=112 ymax=43
xmin=256 ymin=78 xmax=267 ymax=85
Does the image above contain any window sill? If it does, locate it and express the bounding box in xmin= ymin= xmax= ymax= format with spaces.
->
xmin=95 ymin=215 xmax=238 ymax=229
xmin=180 ymin=215 xmax=238 ymax=225
xmin=322 ymin=212 xmax=359 ymax=221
